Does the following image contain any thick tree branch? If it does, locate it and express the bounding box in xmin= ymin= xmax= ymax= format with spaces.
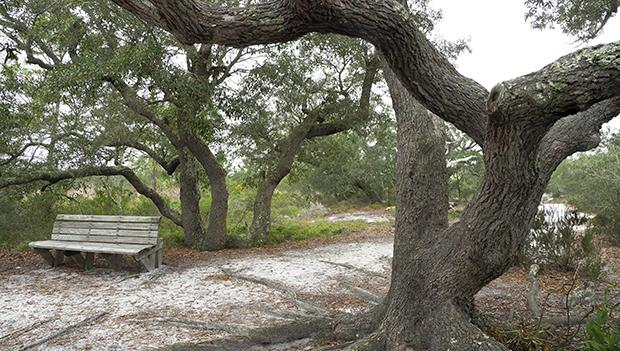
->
xmin=105 ymin=78 xmax=183 ymax=148
xmin=487 ymin=42 xmax=620 ymax=125
xmin=111 ymin=0 xmax=309 ymax=47
xmin=538 ymin=97 xmax=620 ymax=178
xmin=111 ymin=0 xmax=491 ymax=145
xmin=104 ymin=140 xmax=180 ymax=175
xmin=0 ymin=166 xmax=183 ymax=226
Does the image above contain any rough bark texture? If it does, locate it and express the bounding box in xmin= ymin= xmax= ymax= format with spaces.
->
xmin=183 ymin=133 xmax=229 ymax=251
xmin=178 ymin=150 xmax=209 ymax=249
xmin=111 ymin=1 xmax=620 ymax=349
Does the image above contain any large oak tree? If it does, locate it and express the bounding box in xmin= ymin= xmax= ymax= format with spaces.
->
xmin=107 ymin=0 xmax=620 ymax=349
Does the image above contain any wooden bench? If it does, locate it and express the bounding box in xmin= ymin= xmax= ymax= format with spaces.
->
xmin=29 ymin=214 xmax=163 ymax=271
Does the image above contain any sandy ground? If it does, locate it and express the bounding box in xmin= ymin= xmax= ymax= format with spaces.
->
xmin=1 ymin=208 xmax=618 ymax=351
xmin=0 ymin=235 xmax=393 ymax=351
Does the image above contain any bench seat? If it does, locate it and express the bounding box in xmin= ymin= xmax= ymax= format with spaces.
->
xmin=29 ymin=214 xmax=163 ymax=271
xmin=29 ymin=240 xmax=154 ymax=255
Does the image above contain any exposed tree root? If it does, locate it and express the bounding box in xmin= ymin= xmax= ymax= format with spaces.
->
xmin=145 ymin=317 xmax=244 ymax=333
xmin=19 ymin=312 xmax=107 ymax=351
xmin=341 ymin=284 xmax=381 ymax=305
xmin=160 ymin=316 xmax=336 ymax=351
xmin=319 ymin=260 xmax=387 ymax=279
xmin=158 ymin=307 xmax=382 ymax=351
xmin=0 ymin=317 xmax=55 ymax=343
xmin=222 ymin=268 xmax=330 ymax=316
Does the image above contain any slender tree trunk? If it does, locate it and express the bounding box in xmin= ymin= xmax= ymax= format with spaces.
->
xmin=205 ymin=165 xmax=229 ymax=250
xmin=350 ymin=65 xmax=461 ymax=350
xmin=353 ymin=179 xmax=383 ymax=204
xmin=178 ymin=150 xmax=209 ymax=249
xmin=249 ymin=181 xmax=277 ymax=245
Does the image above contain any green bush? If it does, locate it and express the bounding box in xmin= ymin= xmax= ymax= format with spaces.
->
xmin=548 ymin=134 xmax=620 ymax=246
xmin=522 ymin=207 xmax=604 ymax=278
xmin=582 ymin=303 xmax=620 ymax=351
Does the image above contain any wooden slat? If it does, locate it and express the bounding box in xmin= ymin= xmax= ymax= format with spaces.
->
xmin=54 ymin=221 xmax=159 ymax=231
xmin=50 ymin=234 xmax=157 ymax=245
xmin=29 ymin=240 xmax=152 ymax=255
xmin=52 ymin=227 xmax=158 ymax=237
xmin=56 ymin=214 xmax=160 ymax=223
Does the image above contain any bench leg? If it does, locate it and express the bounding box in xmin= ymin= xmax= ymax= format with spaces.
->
xmin=53 ymin=250 xmax=65 ymax=266
xmin=156 ymin=248 xmax=162 ymax=269
xmin=34 ymin=249 xmax=55 ymax=267
xmin=138 ymin=252 xmax=156 ymax=272
xmin=102 ymin=254 xmax=122 ymax=271
xmin=84 ymin=252 xmax=94 ymax=271
xmin=65 ymin=251 xmax=85 ymax=268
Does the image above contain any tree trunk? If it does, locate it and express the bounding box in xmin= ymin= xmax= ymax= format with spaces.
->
xmin=178 ymin=151 xmax=209 ymax=249
xmin=179 ymin=115 xmax=229 ymax=251
xmin=205 ymin=165 xmax=229 ymax=251
xmin=249 ymin=181 xmax=277 ymax=245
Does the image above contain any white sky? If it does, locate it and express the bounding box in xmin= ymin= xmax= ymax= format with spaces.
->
xmin=431 ymin=0 xmax=620 ymax=131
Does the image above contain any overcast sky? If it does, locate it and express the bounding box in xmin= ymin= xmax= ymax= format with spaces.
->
xmin=431 ymin=0 xmax=620 ymax=131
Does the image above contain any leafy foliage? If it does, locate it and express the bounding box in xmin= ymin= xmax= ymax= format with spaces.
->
xmin=582 ymin=302 xmax=620 ymax=351
xmin=523 ymin=207 xmax=604 ymax=277
xmin=548 ymin=133 xmax=620 ymax=246
xmin=525 ymin=0 xmax=619 ymax=41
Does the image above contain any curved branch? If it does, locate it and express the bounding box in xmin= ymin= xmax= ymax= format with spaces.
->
xmin=306 ymin=56 xmax=380 ymax=139
xmin=537 ymin=96 xmax=620 ymax=179
xmin=0 ymin=166 xmax=183 ymax=226
xmin=104 ymin=140 xmax=180 ymax=175
xmin=111 ymin=0 xmax=490 ymax=145
xmin=111 ymin=0 xmax=309 ymax=46
xmin=487 ymin=42 xmax=620 ymax=125
xmin=104 ymin=78 xmax=183 ymax=148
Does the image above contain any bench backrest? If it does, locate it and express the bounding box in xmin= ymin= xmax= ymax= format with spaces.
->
xmin=52 ymin=215 xmax=161 ymax=246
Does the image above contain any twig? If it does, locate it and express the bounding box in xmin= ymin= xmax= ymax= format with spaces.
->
xmin=19 ymin=312 xmax=107 ymax=351
xmin=319 ymin=260 xmax=387 ymax=279
xmin=0 ymin=318 xmax=55 ymax=342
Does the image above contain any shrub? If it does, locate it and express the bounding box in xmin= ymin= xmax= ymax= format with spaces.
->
xmin=582 ymin=302 xmax=620 ymax=351
xmin=548 ymin=134 xmax=620 ymax=246
xmin=523 ymin=207 xmax=604 ymax=278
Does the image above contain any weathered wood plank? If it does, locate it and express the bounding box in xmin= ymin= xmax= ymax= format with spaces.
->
xmin=49 ymin=234 xmax=157 ymax=245
xmin=52 ymin=227 xmax=158 ymax=237
xmin=54 ymin=221 xmax=159 ymax=231
xmin=56 ymin=214 xmax=160 ymax=223
xmin=29 ymin=240 xmax=152 ymax=255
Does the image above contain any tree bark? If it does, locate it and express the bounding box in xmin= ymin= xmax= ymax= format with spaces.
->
xmin=249 ymin=181 xmax=277 ymax=245
xmin=178 ymin=150 xmax=209 ymax=249
xmin=183 ymin=134 xmax=229 ymax=251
